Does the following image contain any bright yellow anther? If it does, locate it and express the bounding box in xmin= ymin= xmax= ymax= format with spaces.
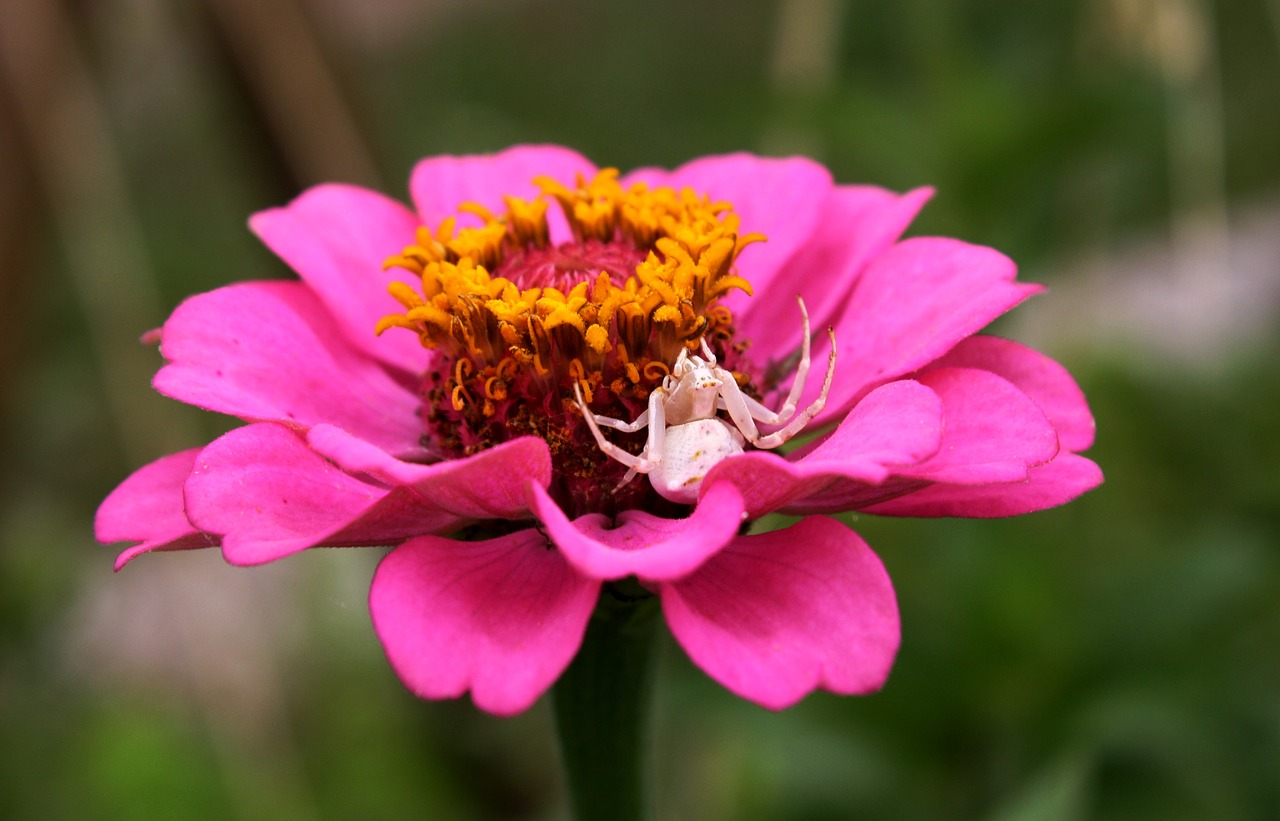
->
xmin=736 ymin=232 xmax=767 ymax=254
xmin=387 ymin=281 xmax=424 ymax=310
xmin=376 ymin=168 xmax=768 ymax=405
xmin=405 ymin=304 xmax=451 ymax=331
xmin=458 ymin=202 xmax=499 ymax=223
xmin=585 ymin=324 xmax=610 ymax=353
xmin=700 ymin=237 xmax=736 ymax=276
xmin=542 ymin=306 xmax=585 ymax=333
xmin=383 ymin=255 xmax=417 ymax=272
xmin=503 ymin=196 xmax=549 ymax=247
xmin=711 ymin=275 xmax=753 ymax=298
xmin=653 ymin=305 xmax=680 ymax=324
xmin=374 ymin=315 xmax=415 ymax=336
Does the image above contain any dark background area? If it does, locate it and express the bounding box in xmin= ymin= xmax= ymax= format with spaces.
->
xmin=1 ymin=0 xmax=1278 ymax=818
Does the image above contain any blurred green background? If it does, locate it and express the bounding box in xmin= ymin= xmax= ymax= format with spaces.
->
xmin=2 ymin=0 xmax=1278 ymax=819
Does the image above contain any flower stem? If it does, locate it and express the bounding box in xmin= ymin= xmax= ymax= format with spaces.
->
xmin=551 ymin=586 xmax=660 ymax=821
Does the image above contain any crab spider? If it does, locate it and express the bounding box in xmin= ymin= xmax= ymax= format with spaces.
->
xmin=574 ymin=297 xmax=837 ymax=504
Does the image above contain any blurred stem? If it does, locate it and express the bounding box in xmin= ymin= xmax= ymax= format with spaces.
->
xmin=552 ymin=587 xmax=660 ymax=821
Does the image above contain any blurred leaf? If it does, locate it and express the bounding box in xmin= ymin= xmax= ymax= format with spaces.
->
xmin=985 ymin=752 xmax=1092 ymax=821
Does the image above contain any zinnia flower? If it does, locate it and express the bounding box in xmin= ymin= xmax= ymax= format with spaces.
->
xmin=96 ymin=145 xmax=1101 ymax=716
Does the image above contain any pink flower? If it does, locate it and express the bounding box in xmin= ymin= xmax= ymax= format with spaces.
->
xmin=97 ymin=145 xmax=1101 ymax=716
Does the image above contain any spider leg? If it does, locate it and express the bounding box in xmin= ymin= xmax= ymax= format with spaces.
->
xmin=750 ymin=327 xmax=837 ymax=449
xmin=672 ymin=348 xmax=692 ymax=376
xmin=613 ymin=395 xmax=667 ymax=488
xmin=716 ymin=368 xmax=765 ymax=443
xmin=573 ymin=383 xmax=664 ymax=475
xmin=768 ymin=296 xmax=819 ymax=425
xmin=697 ymin=336 xmax=718 ymax=365
xmin=720 ymin=391 xmax=786 ymax=425
xmin=715 ymin=295 xmax=820 ymax=426
xmin=592 ymin=409 xmax=650 ymax=433
xmin=644 ymin=388 xmax=666 ymax=467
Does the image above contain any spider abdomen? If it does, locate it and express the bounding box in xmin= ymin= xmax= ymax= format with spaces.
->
xmin=651 ymin=418 xmax=745 ymax=504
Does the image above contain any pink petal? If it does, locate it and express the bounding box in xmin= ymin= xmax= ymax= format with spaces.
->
xmin=737 ymin=185 xmax=934 ymax=355
xmin=632 ymin=154 xmax=833 ymax=315
xmin=817 ymin=237 xmax=1042 ymax=423
xmin=96 ymin=448 xmax=215 ymax=571
xmin=705 ymin=380 xmax=944 ymax=517
xmin=527 ymin=481 xmax=745 ymax=581
xmin=923 ymin=335 xmax=1096 ymax=452
xmin=901 ymin=367 xmax=1061 ymax=484
xmin=249 ymin=183 xmax=426 ymax=370
xmin=864 ymin=452 xmax=1103 ymax=518
xmin=662 ymin=517 xmax=899 ymax=710
xmin=409 ymin=145 xmax=597 ymax=242
xmin=184 ymin=424 xmax=388 ymax=565
xmin=186 ymin=424 xmax=551 ymax=566
xmin=153 ymin=281 xmax=423 ymax=457
xmin=370 ymin=528 xmax=600 ymax=716
xmin=783 ymin=368 xmax=1060 ymax=514
xmin=306 ymin=424 xmax=550 ymax=521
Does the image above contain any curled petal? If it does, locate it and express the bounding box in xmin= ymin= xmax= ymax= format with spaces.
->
xmin=902 ymin=367 xmax=1060 ymax=484
xmin=370 ymin=528 xmax=600 ymax=716
xmin=707 ymin=380 xmax=944 ymax=517
xmin=186 ymin=424 xmax=548 ymax=566
xmin=153 ymin=281 xmax=422 ymax=456
xmin=785 ymin=368 xmax=1060 ymax=514
xmin=306 ymin=423 xmax=550 ymax=521
xmin=249 ymin=183 xmax=426 ymax=370
xmin=923 ymin=335 xmax=1096 ymax=452
xmin=662 ymin=517 xmax=899 ymax=710
xmin=184 ymin=424 xmax=387 ymax=565
xmin=527 ymin=481 xmax=745 ymax=582
xmin=817 ymin=237 xmax=1042 ymax=423
xmin=96 ymin=448 xmax=214 ymax=571
xmin=864 ymin=452 xmax=1103 ymax=518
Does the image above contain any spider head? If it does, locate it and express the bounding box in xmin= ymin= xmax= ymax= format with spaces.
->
xmin=669 ymin=356 xmax=723 ymax=419
xmin=674 ymin=353 xmax=721 ymax=386
xmin=689 ymin=361 xmax=722 ymax=390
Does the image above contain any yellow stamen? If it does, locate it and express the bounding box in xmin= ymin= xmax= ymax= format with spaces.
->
xmin=584 ymin=324 xmax=611 ymax=354
xmin=642 ymin=361 xmax=669 ymax=381
xmin=484 ymin=376 xmax=507 ymax=401
xmin=377 ymin=168 xmax=763 ymax=402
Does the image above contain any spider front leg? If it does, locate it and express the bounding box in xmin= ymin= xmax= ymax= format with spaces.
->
xmin=573 ymin=383 xmax=667 ymax=476
xmin=721 ymin=295 xmax=818 ymax=426
xmin=718 ymin=322 xmax=838 ymax=450
xmin=591 ymin=409 xmax=650 ymax=433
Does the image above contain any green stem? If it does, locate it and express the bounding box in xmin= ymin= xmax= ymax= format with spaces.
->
xmin=552 ymin=586 xmax=660 ymax=821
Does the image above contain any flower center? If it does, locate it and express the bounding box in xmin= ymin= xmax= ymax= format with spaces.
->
xmin=377 ymin=169 xmax=765 ymax=517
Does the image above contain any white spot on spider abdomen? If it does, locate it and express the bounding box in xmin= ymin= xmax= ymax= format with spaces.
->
xmin=651 ymin=418 xmax=744 ymax=504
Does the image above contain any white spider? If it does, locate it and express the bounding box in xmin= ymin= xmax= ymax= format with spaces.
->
xmin=574 ymin=297 xmax=837 ymax=504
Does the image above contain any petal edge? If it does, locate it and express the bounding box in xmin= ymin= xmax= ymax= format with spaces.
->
xmin=663 ymin=518 xmax=899 ymax=709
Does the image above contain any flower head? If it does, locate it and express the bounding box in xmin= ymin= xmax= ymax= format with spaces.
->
xmin=97 ymin=146 xmax=1101 ymax=715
